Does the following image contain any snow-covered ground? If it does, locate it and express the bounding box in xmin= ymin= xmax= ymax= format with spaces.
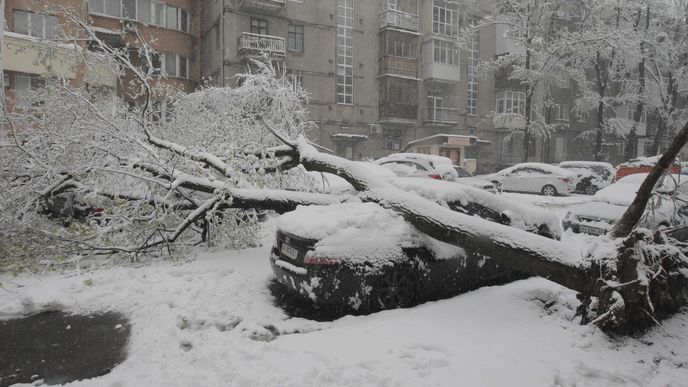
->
xmin=1 ymin=219 xmax=687 ymax=387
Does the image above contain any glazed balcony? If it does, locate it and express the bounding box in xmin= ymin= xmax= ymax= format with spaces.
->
xmin=423 ymin=107 xmax=459 ymax=124
xmin=380 ymin=101 xmax=418 ymax=121
xmin=238 ymin=0 xmax=285 ymax=14
xmin=379 ymin=9 xmax=419 ymax=32
xmin=238 ymin=33 xmax=286 ymax=58
xmin=379 ymin=55 xmax=418 ymax=78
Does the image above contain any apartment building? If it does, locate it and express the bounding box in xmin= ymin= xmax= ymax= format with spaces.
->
xmin=10 ymin=1 xmax=660 ymax=171
xmin=202 ymin=0 xmax=502 ymax=170
xmin=2 ymin=0 xmax=202 ymax=111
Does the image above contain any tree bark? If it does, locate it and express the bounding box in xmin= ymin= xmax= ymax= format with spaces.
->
xmin=611 ymin=120 xmax=688 ymax=238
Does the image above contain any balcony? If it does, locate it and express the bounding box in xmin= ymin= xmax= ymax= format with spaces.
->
xmin=238 ymin=0 xmax=285 ymax=14
xmin=378 ymin=56 xmax=418 ymax=78
xmin=423 ymin=108 xmax=459 ymax=124
xmin=380 ymin=101 xmax=418 ymax=121
xmin=238 ymin=33 xmax=286 ymax=59
xmin=378 ymin=9 xmax=418 ymax=32
xmin=379 ymin=9 xmax=419 ymax=32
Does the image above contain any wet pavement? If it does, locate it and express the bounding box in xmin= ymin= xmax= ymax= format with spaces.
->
xmin=0 ymin=311 xmax=130 ymax=386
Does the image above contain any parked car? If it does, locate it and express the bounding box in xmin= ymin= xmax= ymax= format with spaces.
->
xmin=270 ymin=178 xmax=563 ymax=313
xmin=615 ymin=155 xmax=681 ymax=181
xmin=562 ymin=173 xmax=688 ymax=236
xmin=488 ymin=163 xmax=576 ymax=196
xmin=558 ymin=161 xmax=615 ymax=195
xmin=375 ymin=153 xmax=498 ymax=193
xmin=270 ymin=202 xmax=525 ymax=313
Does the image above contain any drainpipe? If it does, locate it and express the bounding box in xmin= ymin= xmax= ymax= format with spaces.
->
xmin=220 ymin=0 xmax=225 ymax=87
xmin=0 ymin=0 xmax=5 ymax=103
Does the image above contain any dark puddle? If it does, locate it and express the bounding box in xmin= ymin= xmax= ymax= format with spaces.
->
xmin=0 ymin=311 xmax=130 ymax=386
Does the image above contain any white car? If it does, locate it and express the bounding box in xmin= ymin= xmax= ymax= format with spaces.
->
xmin=375 ymin=153 xmax=498 ymax=193
xmin=488 ymin=163 xmax=576 ymax=196
xmin=563 ymin=173 xmax=688 ymax=235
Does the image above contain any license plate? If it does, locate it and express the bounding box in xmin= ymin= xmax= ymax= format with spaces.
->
xmin=580 ymin=225 xmax=606 ymax=236
xmin=280 ymin=243 xmax=299 ymax=260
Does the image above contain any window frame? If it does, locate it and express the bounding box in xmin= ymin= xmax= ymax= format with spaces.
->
xmin=287 ymin=24 xmax=304 ymax=52
xmin=250 ymin=17 xmax=269 ymax=35
xmin=13 ymin=10 xmax=59 ymax=39
xmin=495 ymin=90 xmax=526 ymax=116
xmin=88 ymin=0 xmax=191 ymax=33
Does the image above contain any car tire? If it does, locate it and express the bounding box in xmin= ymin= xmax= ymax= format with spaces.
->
xmin=370 ymin=269 xmax=417 ymax=311
xmin=541 ymin=185 xmax=558 ymax=196
xmin=583 ymin=185 xmax=598 ymax=195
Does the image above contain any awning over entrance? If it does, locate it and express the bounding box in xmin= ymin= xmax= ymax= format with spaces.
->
xmin=404 ymin=134 xmax=489 ymax=173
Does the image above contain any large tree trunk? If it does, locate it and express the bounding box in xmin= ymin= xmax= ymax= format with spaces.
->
xmin=261 ymin=120 xmax=688 ymax=335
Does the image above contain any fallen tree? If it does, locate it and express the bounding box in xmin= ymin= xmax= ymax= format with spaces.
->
xmin=1 ymin=16 xmax=687 ymax=334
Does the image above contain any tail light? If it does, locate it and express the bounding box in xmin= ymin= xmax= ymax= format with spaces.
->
xmin=303 ymin=255 xmax=340 ymax=265
xmin=428 ymin=173 xmax=442 ymax=180
xmin=560 ymin=178 xmax=571 ymax=184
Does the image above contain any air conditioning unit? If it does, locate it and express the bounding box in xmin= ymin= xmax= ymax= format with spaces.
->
xmin=369 ymin=124 xmax=382 ymax=136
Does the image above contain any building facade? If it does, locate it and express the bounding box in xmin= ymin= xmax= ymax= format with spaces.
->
xmin=5 ymin=0 xmax=675 ymax=171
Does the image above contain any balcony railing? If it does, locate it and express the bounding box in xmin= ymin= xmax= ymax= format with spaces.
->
xmin=238 ymin=0 xmax=285 ymax=14
xmin=380 ymin=101 xmax=418 ymax=121
xmin=379 ymin=9 xmax=419 ymax=32
xmin=238 ymin=33 xmax=286 ymax=57
xmin=423 ymin=107 xmax=459 ymax=124
xmin=379 ymin=55 xmax=418 ymax=78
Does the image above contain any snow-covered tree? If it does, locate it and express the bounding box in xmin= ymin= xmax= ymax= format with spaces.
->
xmin=2 ymin=8 xmax=688 ymax=336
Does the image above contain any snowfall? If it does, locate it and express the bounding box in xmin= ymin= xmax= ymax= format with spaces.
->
xmin=2 ymin=203 xmax=688 ymax=387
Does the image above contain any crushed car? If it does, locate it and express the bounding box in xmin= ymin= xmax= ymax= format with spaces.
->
xmin=270 ymin=178 xmax=562 ymax=313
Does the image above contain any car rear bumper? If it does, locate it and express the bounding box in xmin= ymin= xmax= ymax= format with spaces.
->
xmin=269 ymin=249 xmax=379 ymax=311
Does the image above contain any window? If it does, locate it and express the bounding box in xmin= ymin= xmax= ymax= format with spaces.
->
xmin=161 ymin=53 xmax=189 ymax=78
xmin=426 ymin=95 xmax=445 ymax=120
xmin=433 ymin=39 xmax=458 ymax=65
xmin=384 ymin=0 xmax=401 ymax=10
xmin=250 ymin=18 xmax=268 ymax=35
xmin=14 ymin=75 xmax=45 ymax=107
xmin=381 ymin=30 xmax=416 ymax=58
xmin=89 ymin=0 xmax=191 ymax=33
xmin=625 ymin=105 xmax=646 ymax=124
xmin=138 ymin=0 xmax=151 ymax=23
xmin=467 ymin=34 xmax=479 ymax=116
xmin=14 ymin=11 xmax=58 ymax=39
xmin=336 ymin=0 xmax=354 ymax=104
xmin=166 ymin=6 xmax=178 ymax=29
xmin=495 ymin=91 xmax=526 ymax=116
xmin=432 ymin=0 xmax=458 ymax=37
xmin=122 ymin=0 xmax=136 ymax=19
xmin=556 ymin=104 xmax=569 ymax=121
xmin=577 ymin=109 xmax=589 ymax=122
xmin=380 ymin=78 xmax=416 ymax=105
xmin=385 ymin=129 xmax=403 ymax=151
xmin=287 ymin=24 xmax=304 ymax=52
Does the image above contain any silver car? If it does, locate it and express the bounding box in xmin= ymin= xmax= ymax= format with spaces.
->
xmin=488 ymin=163 xmax=576 ymax=196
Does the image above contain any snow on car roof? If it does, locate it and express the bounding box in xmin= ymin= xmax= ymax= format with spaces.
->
xmin=375 ymin=153 xmax=453 ymax=167
xmin=559 ymin=161 xmax=615 ymax=171
xmin=389 ymin=177 xmax=562 ymax=239
xmin=277 ymin=202 xmax=464 ymax=268
xmin=497 ymin=162 xmax=575 ymax=177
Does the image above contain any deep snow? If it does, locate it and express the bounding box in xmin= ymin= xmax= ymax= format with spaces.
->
xmin=1 ymin=220 xmax=687 ymax=387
